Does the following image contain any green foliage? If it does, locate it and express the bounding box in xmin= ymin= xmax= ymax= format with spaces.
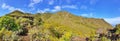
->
xmin=101 ymin=36 xmax=110 ymax=41
xmin=0 ymin=16 xmax=19 ymax=31
xmin=34 ymin=17 xmax=43 ymax=25
xmin=16 ymin=18 xmax=30 ymax=25
xmin=0 ymin=27 xmax=19 ymax=40
xmin=115 ymin=24 xmax=120 ymax=34
xmin=59 ymin=31 xmax=72 ymax=41
xmin=89 ymin=30 xmax=97 ymax=41
xmin=49 ymin=27 xmax=62 ymax=38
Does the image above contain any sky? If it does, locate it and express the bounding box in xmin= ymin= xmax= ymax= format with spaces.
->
xmin=0 ymin=0 xmax=120 ymax=25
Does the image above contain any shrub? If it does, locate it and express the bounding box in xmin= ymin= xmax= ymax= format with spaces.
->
xmin=101 ymin=36 xmax=110 ymax=41
xmin=115 ymin=24 xmax=120 ymax=34
xmin=59 ymin=31 xmax=72 ymax=41
xmin=0 ymin=16 xmax=19 ymax=31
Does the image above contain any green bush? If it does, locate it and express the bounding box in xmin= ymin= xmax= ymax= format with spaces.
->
xmin=49 ymin=27 xmax=62 ymax=38
xmin=115 ymin=24 xmax=120 ymax=34
xmin=0 ymin=16 xmax=19 ymax=31
xmin=101 ymin=36 xmax=110 ymax=41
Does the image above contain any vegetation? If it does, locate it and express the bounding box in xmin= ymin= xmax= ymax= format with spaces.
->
xmin=115 ymin=24 xmax=120 ymax=34
xmin=0 ymin=16 xmax=19 ymax=31
xmin=0 ymin=10 xmax=119 ymax=41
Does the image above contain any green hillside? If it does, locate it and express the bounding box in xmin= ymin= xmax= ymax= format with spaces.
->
xmin=0 ymin=10 xmax=115 ymax=41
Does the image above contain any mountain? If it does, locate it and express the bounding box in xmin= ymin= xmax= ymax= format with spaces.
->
xmin=0 ymin=10 xmax=113 ymax=41
xmin=41 ymin=11 xmax=113 ymax=37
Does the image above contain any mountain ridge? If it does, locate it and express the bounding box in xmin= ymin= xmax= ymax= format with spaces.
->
xmin=0 ymin=10 xmax=116 ymax=41
xmin=3 ymin=10 xmax=113 ymax=38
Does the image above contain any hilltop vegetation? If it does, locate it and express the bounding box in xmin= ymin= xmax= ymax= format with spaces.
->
xmin=0 ymin=10 xmax=119 ymax=41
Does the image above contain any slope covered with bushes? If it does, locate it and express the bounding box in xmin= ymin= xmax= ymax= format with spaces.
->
xmin=0 ymin=10 xmax=114 ymax=41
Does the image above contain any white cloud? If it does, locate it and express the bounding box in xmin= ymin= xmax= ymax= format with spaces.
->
xmin=37 ymin=8 xmax=50 ymax=13
xmin=52 ymin=6 xmax=61 ymax=12
xmin=62 ymin=5 xmax=78 ymax=9
xmin=37 ymin=6 xmax=62 ymax=13
xmin=1 ymin=3 xmax=24 ymax=12
xmin=104 ymin=17 xmax=120 ymax=25
xmin=81 ymin=13 xmax=93 ymax=17
xmin=29 ymin=0 xmax=43 ymax=7
xmin=48 ymin=0 xmax=54 ymax=5
xmin=54 ymin=6 xmax=61 ymax=10
xmin=37 ymin=5 xmax=78 ymax=13
xmin=1 ymin=3 xmax=9 ymax=9
xmin=37 ymin=5 xmax=77 ymax=13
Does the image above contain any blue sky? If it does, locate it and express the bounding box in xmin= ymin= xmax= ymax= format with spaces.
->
xmin=0 ymin=0 xmax=120 ymax=25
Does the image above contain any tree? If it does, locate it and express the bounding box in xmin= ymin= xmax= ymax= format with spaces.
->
xmin=0 ymin=16 xmax=19 ymax=31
